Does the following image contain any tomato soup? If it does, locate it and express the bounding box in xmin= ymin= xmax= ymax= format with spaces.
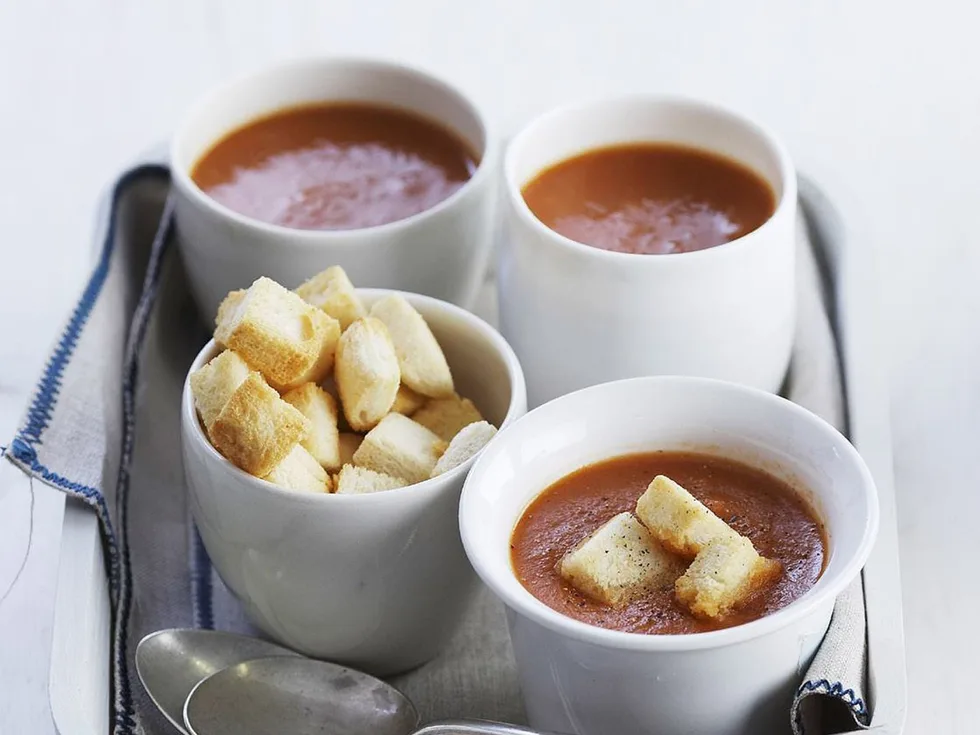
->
xmin=192 ymin=103 xmax=478 ymax=231
xmin=521 ymin=143 xmax=775 ymax=255
xmin=510 ymin=451 xmax=826 ymax=635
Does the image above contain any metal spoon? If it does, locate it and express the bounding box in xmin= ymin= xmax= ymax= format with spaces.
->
xmin=183 ymin=655 xmax=553 ymax=735
xmin=136 ymin=629 xmax=300 ymax=734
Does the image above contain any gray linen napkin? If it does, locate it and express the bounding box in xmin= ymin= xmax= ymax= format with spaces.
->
xmin=3 ymin=166 xmax=869 ymax=735
xmin=788 ymin=219 xmax=871 ymax=734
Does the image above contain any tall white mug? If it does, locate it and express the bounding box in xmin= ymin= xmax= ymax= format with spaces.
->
xmin=498 ymin=96 xmax=797 ymax=407
xmin=171 ymin=57 xmax=499 ymax=321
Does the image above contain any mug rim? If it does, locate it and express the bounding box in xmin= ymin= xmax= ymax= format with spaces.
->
xmin=503 ymin=93 xmax=798 ymax=264
xmin=459 ymin=375 xmax=879 ymax=652
xmin=181 ymin=287 xmax=527 ymax=505
xmin=169 ymin=55 xmax=499 ymax=245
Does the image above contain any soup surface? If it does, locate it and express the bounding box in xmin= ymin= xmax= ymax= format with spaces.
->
xmin=192 ymin=103 xmax=479 ymax=230
xmin=521 ymin=143 xmax=775 ymax=254
xmin=511 ymin=451 xmax=825 ymax=634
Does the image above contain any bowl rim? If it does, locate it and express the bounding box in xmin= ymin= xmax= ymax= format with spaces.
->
xmin=181 ymin=287 xmax=527 ymax=504
xmin=459 ymin=375 xmax=879 ymax=652
xmin=169 ymin=55 xmax=499 ymax=244
xmin=503 ymin=93 xmax=797 ymax=266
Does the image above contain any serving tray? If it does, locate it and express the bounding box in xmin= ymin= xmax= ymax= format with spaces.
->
xmin=44 ymin=173 xmax=906 ymax=735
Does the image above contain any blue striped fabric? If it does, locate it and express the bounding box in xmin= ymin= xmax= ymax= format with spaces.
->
xmin=3 ymin=164 xmax=188 ymax=735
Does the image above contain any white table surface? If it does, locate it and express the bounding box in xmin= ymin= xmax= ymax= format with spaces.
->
xmin=0 ymin=2 xmax=975 ymax=733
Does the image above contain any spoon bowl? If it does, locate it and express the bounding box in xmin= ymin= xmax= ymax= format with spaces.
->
xmin=184 ymin=656 xmax=419 ymax=735
xmin=135 ymin=629 xmax=299 ymax=734
xmin=138 ymin=628 xmax=552 ymax=735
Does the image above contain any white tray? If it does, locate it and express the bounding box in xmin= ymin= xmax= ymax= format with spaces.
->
xmin=797 ymin=177 xmax=907 ymax=733
xmin=44 ymin=174 xmax=906 ymax=735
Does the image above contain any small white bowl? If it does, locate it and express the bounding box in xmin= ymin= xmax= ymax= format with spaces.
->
xmin=181 ymin=289 xmax=526 ymax=675
xmin=171 ymin=57 xmax=500 ymax=321
xmin=499 ymin=95 xmax=797 ymax=406
xmin=459 ymin=376 xmax=878 ymax=735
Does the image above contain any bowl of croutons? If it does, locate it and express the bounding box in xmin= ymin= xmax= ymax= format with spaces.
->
xmin=181 ymin=266 xmax=526 ymax=675
xmin=459 ymin=376 xmax=877 ymax=735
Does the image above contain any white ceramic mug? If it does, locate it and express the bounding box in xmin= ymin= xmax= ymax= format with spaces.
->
xmin=171 ymin=58 xmax=499 ymax=322
xmin=460 ymin=376 xmax=878 ymax=735
xmin=182 ymin=289 xmax=526 ymax=675
xmin=499 ymin=96 xmax=797 ymax=407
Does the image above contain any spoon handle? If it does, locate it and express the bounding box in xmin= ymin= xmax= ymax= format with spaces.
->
xmin=414 ymin=719 xmax=564 ymax=735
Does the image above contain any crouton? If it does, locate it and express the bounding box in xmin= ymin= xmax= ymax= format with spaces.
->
xmin=635 ymin=475 xmax=742 ymax=557
xmin=338 ymin=432 xmax=363 ymax=466
xmin=214 ymin=277 xmax=329 ymax=389
xmin=189 ymin=350 xmax=251 ymax=432
xmin=560 ymin=512 xmax=685 ymax=607
xmin=369 ymin=295 xmax=453 ymax=398
xmin=214 ymin=289 xmax=246 ymax=343
xmin=209 ymin=373 xmax=310 ymax=477
xmin=295 ymin=266 xmax=367 ymax=330
xmin=282 ymin=384 xmax=341 ymax=470
xmin=334 ymin=464 xmax=407 ymax=495
xmin=353 ymin=413 xmax=446 ymax=484
xmin=674 ymin=536 xmax=782 ymax=619
xmin=262 ymin=445 xmax=330 ymax=493
xmin=335 ymin=317 xmax=400 ymax=431
xmin=270 ymin=309 xmax=342 ymax=392
xmin=391 ymin=384 xmax=426 ymax=416
xmin=430 ymin=420 xmax=496 ymax=477
xmin=412 ymin=395 xmax=484 ymax=441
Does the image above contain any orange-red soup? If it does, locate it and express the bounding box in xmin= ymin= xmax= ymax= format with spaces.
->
xmin=192 ymin=102 xmax=478 ymax=231
xmin=521 ymin=143 xmax=775 ymax=254
xmin=511 ymin=452 xmax=826 ymax=635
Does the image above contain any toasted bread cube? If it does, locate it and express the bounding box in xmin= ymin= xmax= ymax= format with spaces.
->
xmin=430 ymin=420 xmax=497 ymax=477
xmin=560 ymin=512 xmax=685 ymax=607
xmin=675 ymin=536 xmax=782 ymax=619
xmin=189 ymin=350 xmax=251 ymax=432
xmin=369 ymin=295 xmax=453 ymax=398
xmin=214 ymin=289 xmax=246 ymax=343
xmin=391 ymin=385 xmax=426 ymax=416
xmin=338 ymin=432 xmax=363 ymax=466
xmin=335 ymin=317 xmax=400 ymax=431
xmin=334 ymin=464 xmax=407 ymax=494
xmin=295 ymin=266 xmax=367 ymax=330
xmin=209 ymin=373 xmax=310 ymax=477
xmin=282 ymin=384 xmax=341 ymax=470
xmin=262 ymin=445 xmax=330 ymax=493
xmin=214 ymin=277 xmax=328 ymax=388
xmin=635 ymin=475 xmax=742 ymax=557
xmin=412 ymin=395 xmax=484 ymax=441
xmin=353 ymin=413 xmax=447 ymax=484
xmin=271 ymin=309 xmax=342 ymax=392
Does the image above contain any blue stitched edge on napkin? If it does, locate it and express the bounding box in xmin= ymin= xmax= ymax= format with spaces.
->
xmin=798 ymin=679 xmax=868 ymax=719
xmin=4 ymin=163 xmax=153 ymax=584
xmin=114 ymin=186 xmax=174 ymax=734
xmin=3 ymin=164 xmax=172 ymax=735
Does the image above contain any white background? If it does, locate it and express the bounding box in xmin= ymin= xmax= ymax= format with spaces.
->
xmin=0 ymin=1 xmax=976 ymax=732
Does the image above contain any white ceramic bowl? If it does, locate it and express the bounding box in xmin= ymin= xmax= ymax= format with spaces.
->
xmin=171 ymin=57 xmax=499 ymax=321
xmin=460 ymin=376 xmax=878 ymax=735
xmin=499 ymin=96 xmax=797 ymax=407
xmin=181 ymin=289 xmax=526 ymax=675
